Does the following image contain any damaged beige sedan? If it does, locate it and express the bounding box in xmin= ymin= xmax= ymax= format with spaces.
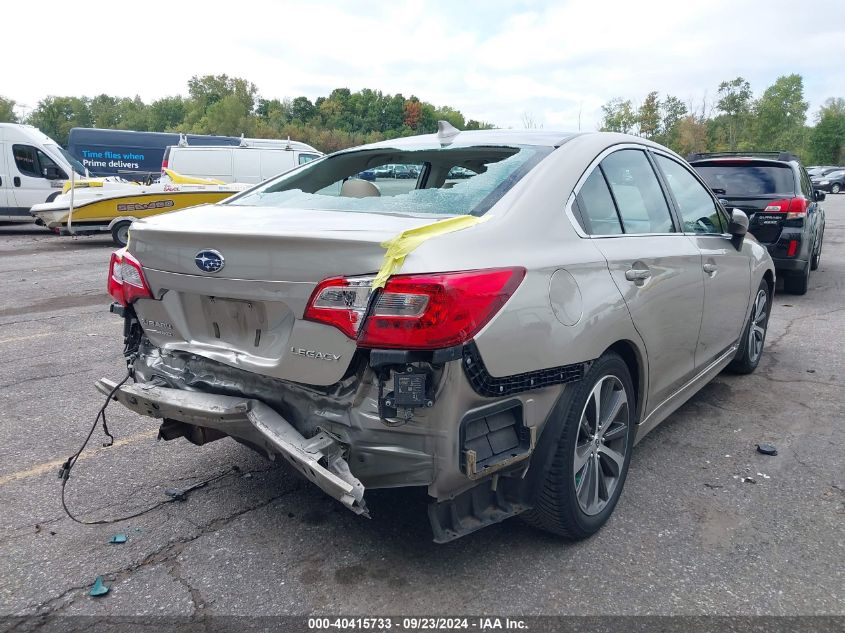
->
xmin=100 ymin=125 xmax=774 ymax=542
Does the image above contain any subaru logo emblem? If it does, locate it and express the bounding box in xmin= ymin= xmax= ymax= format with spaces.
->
xmin=195 ymin=249 xmax=225 ymax=273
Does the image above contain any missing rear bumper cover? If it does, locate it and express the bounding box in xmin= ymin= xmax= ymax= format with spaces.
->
xmin=460 ymin=399 xmax=534 ymax=479
xmin=95 ymin=378 xmax=369 ymax=516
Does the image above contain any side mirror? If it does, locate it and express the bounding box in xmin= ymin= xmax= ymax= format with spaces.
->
xmin=728 ymin=208 xmax=749 ymax=249
xmin=43 ymin=165 xmax=65 ymax=180
xmin=815 ymin=190 xmax=826 ymax=202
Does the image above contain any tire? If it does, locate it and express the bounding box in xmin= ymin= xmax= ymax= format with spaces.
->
xmin=831 ymin=183 xmax=841 ymax=194
xmin=111 ymin=221 xmax=131 ymax=247
xmin=811 ymin=231 xmax=823 ymax=271
xmin=523 ymin=352 xmax=636 ymax=539
xmin=727 ymin=279 xmax=770 ymax=374
xmin=783 ymin=258 xmax=810 ymax=295
xmin=45 ymin=191 xmax=61 ymax=203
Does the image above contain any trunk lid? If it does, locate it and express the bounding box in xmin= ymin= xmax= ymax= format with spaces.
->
xmin=127 ymin=204 xmax=440 ymax=386
xmin=130 ymin=203 xmax=436 ymax=281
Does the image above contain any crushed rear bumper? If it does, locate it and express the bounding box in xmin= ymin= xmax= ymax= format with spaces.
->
xmin=95 ymin=378 xmax=368 ymax=516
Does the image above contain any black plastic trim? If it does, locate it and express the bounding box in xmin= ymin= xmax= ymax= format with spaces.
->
xmin=462 ymin=342 xmax=587 ymax=397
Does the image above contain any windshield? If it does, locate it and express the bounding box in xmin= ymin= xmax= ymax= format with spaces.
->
xmin=694 ymin=162 xmax=795 ymax=196
xmin=228 ymin=145 xmax=548 ymax=217
xmin=53 ymin=145 xmax=87 ymax=177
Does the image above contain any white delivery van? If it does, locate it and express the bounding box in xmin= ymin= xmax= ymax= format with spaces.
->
xmin=163 ymin=139 xmax=322 ymax=184
xmin=0 ymin=123 xmax=87 ymax=221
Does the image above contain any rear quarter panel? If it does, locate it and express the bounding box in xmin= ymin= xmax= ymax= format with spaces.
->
xmin=402 ymin=134 xmax=648 ymax=388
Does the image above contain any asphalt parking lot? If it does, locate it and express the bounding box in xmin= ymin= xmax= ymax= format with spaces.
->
xmin=0 ymin=199 xmax=843 ymax=621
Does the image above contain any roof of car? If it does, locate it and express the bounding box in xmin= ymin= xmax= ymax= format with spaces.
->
xmin=346 ymin=129 xmax=581 ymax=153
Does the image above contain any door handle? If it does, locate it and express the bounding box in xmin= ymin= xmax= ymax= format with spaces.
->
xmin=13 ymin=176 xmax=21 ymax=187
xmin=625 ymin=268 xmax=652 ymax=282
xmin=703 ymin=263 xmax=717 ymax=274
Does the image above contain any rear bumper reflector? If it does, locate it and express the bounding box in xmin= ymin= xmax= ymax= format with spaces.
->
xmin=95 ymin=378 xmax=368 ymax=516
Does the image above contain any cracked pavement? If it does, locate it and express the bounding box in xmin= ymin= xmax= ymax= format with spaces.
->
xmin=0 ymin=198 xmax=843 ymax=620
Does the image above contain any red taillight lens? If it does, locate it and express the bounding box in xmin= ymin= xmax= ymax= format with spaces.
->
xmin=303 ymin=276 xmax=375 ymax=339
xmin=787 ymin=240 xmax=798 ymax=257
xmin=107 ymin=249 xmax=153 ymax=306
xmin=764 ymin=197 xmax=807 ymax=219
xmin=787 ymin=197 xmax=808 ymax=219
xmin=359 ymin=267 xmax=526 ymax=350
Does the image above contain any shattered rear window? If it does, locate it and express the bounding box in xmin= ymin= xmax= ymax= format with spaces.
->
xmin=227 ymin=145 xmax=549 ymax=217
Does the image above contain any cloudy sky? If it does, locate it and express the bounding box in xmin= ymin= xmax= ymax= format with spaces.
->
xmin=4 ymin=0 xmax=844 ymax=129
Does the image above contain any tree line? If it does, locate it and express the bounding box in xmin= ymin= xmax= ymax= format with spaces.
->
xmin=599 ymin=74 xmax=845 ymax=165
xmin=0 ymin=75 xmax=493 ymax=153
xmin=2 ymin=72 xmax=843 ymax=164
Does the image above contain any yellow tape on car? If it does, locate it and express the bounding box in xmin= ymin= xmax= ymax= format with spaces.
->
xmin=372 ymin=215 xmax=489 ymax=289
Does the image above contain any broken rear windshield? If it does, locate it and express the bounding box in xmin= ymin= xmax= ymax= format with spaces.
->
xmin=693 ymin=162 xmax=795 ymax=196
xmin=227 ymin=145 xmax=549 ymax=217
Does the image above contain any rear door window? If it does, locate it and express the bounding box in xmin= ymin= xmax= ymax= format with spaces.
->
xmin=654 ymin=154 xmax=727 ymax=234
xmin=575 ymin=168 xmax=622 ymax=234
xmin=600 ymin=149 xmax=675 ymax=234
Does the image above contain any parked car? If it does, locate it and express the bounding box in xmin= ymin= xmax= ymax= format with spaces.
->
xmin=163 ymin=141 xmax=322 ymax=184
xmin=0 ymin=123 xmax=87 ymax=221
xmin=806 ymin=165 xmax=840 ymax=177
xmin=811 ymin=168 xmax=845 ymax=194
xmin=391 ymin=164 xmax=415 ymax=179
xmin=372 ymin=164 xmax=394 ymax=178
xmin=355 ymin=169 xmax=376 ymax=181
xmin=689 ymin=152 xmax=825 ymax=295
xmin=101 ymin=127 xmax=774 ymax=542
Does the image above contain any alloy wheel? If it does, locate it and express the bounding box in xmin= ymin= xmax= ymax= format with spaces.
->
xmin=748 ymin=288 xmax=768 ymax=363
xmin=573 ymin=375 xmax=630 ymax=516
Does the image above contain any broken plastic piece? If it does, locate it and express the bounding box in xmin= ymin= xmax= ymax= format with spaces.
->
xmin=109 ymin=533 xmax=127 ymax=544
xmin=756 ymin=443 xmax=778 ymax=456
xmin=164 ymin=488 xmax=186 ymax=501
xmin=89 ymin=576 xmax=109 ymax=597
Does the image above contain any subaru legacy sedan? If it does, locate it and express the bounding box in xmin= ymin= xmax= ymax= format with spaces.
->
xmin=101 ymin=126 xmax=774 ymax=542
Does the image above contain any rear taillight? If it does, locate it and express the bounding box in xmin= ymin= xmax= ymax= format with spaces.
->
xmin=764 ymin=198 xmax=807 ymax=220
xmin=304 ymin=268 xmax=526 ymax=349
xmin=107 ymin=249 xmax=153 ymax=306
xmin=303 ymin=276 xmax=376 ymax=339
xmin=359 ymin=268 xmax=525 ymax=349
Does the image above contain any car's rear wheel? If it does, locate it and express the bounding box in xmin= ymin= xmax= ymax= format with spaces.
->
xmin=784 ymin=257 xmax=810 ymax=295
xmin=727 ymin=279 xmax=770 ymax=374
xmin=523 ymin=352 xmax=635 ymax=539
xmin=811 ymin=231 xmax=823 ymax=271
xmin=831 ymin=183 xmax=841 ymax=194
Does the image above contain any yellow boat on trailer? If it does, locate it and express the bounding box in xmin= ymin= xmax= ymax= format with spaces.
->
xmin=29 ymin=169 xmax=250 ymax=246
